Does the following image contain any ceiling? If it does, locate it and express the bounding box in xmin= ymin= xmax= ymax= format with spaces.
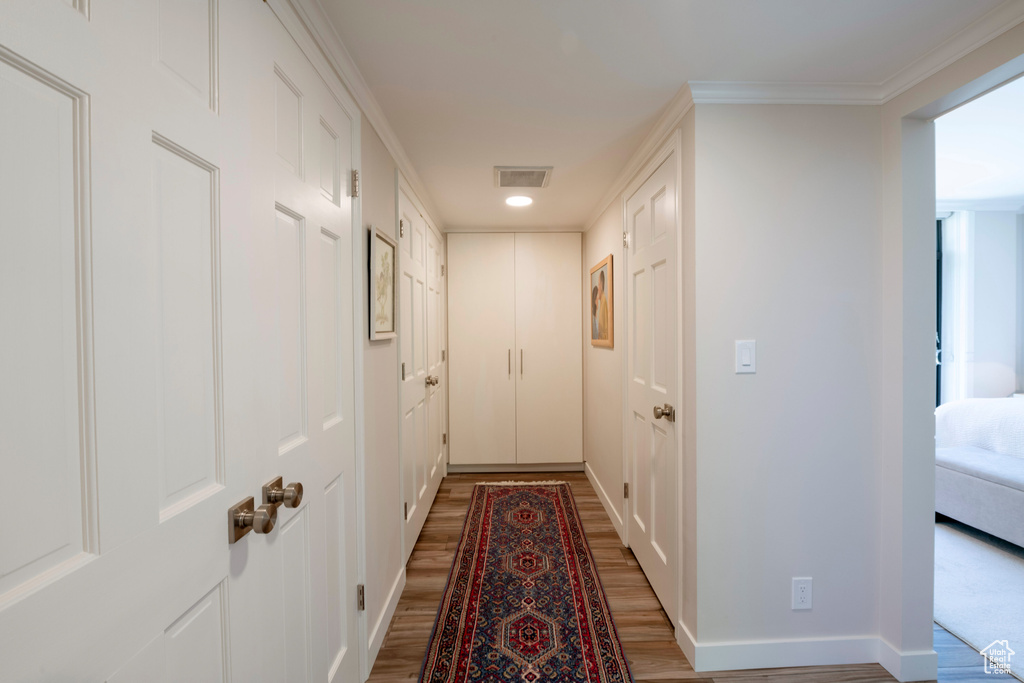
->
xmin=321 ymin=0 xmax=1009 ymax=231
xmin=937 ymin=75 xmax=1024 ymax=213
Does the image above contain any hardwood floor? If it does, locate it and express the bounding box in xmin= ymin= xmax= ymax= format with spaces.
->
xmin=366 ymin=472 xmax=994 ymax=683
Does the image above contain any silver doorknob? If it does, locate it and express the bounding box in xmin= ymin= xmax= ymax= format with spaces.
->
xmin=653 ymin=403 xmax=676 ymax=422
xmin=228 ymin=496 xmax=277 ymax=543
xmin=425 ymin=375 xmax=439 ymax=386
xmin=263 ymin=477 xmax=304 ymax=509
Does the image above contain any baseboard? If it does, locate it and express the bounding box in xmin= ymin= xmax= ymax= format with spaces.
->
xmin=585 ymin=462 xmax=623 ymax=541
xmin=677 ymin=629 xmax=883 ymax=674
xmin=367 ymin=568 xmax=406 ymax=668
xmin=673 ymin=627 xmax=937 ymax=681
xmin=675 ymin=617 xmax=697 ymax=666
xmin=877 ymin=637 xmax=938 ymax=682
xmin=446 ymin=463 xmax=585 ymax=473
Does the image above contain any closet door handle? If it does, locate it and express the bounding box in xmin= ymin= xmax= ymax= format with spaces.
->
xmin=508 ymin=349 xmax=511 ymax=376
xmin=520 ymin=350 xmax=523 ymax=376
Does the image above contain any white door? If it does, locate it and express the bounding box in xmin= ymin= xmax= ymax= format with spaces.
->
xmin=425 ymin=224 xmax=446 ymax=501
xmin=515 ymin=233 xmax=583 ymax=464
xmin=625 ymin=152 xmax=678 ymax=621
xmin=257 ymin=10 xmax=361 ymax=683
xmin=447 ymin=233 xmax=517 ymax=465
xmin=0 ymin=2 xmax=361 ymax=681
xmin=399 ymin=188 xmax=443 ymax=560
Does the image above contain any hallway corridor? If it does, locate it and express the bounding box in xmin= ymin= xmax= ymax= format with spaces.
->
xmin=367 ymin=473 xmax=902 ymax=682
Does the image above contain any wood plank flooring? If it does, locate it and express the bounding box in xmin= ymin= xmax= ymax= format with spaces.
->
xmin=366 ymin=472 xmax=996 ymax=683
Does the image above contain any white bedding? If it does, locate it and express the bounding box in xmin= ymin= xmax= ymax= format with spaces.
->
xmin=935 ymin=398 xmax=1024 ymax=459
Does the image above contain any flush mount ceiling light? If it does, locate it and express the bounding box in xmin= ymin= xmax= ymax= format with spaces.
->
xmin=506 ymin=196 xmax=533 ymax=207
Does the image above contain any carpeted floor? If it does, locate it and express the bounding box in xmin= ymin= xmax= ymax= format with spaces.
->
xmin=935 ymin=521 xmax=1024 ymax=680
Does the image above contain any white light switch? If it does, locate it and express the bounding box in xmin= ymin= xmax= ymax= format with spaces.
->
xmin=735 ymin=340 xmax=756 ymax=374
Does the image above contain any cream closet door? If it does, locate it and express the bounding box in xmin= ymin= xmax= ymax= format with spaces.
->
xmin=399 ymin=187 xmax=444 ymax=561
xmin=0 ymin=2 xmax=361 ymax=682
xmin=448 ymin=233 xmax=517 ymax=465
xmin=625 ymin=150 xmax=678 ymax=623
xmin=515 ymin=233 xmax=583 ymax=464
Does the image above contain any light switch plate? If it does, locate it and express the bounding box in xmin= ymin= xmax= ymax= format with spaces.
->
xmin=735 ymin=340 xmax=756 ymax=374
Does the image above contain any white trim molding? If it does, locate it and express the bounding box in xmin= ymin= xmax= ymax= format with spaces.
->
xmin=688 ymin=80 xmax=881 ymax=105
xmin=676 ymin=625 xmax=936 ymax=683
xmin=688 ymin=0 xmax=1024 ymax=106
xmin=584 ymin=85 xmax=693 ymax=232
xmin=368 ymin=568 xmax=406 ymax=667
xmin=584 ymin=462 xmax=624 ymax=541
xmin=582 ymin=0 xmax=1024 ymax=233
xmin=877 ymin=638 xmax=940 ymax=683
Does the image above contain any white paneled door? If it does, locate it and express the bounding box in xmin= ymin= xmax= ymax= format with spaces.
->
xmin=625 ymin=150 xmax=679 ymax=623
xmin=0 ymin=2 xmax=362 ymax=681
xmin=399 ymin=186 xmax=445 ymax=562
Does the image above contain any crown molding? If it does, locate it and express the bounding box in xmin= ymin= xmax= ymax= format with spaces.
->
xmin=688 ymin=81 xmax=881 ymax=105
xmin=583 ymin=85 xmax=694 ymax=231
xmin=285 ymin=0 xmax=444 ymax=227
xmin=685 ymin=0 xmax=1024 ymax=106
xmin=880 ymin=0 xmax=1024 ymax=103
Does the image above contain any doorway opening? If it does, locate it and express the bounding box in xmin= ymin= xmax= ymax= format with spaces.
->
xmin=933 ymin=74 xmax=1024 ymax=680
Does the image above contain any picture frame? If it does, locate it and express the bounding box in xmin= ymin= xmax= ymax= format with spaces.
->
xmin=369 ymin=225 xmax=397 ymax=340
xmin=589 ymin=254 xmax=613 ymax=348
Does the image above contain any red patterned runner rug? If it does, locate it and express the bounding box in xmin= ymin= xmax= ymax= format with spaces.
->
xmin=419 ymin=482 xmax=634 ymax=683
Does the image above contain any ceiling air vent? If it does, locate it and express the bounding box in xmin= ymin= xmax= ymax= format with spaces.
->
xmin=494 ymin=166 xmax=552 ymax=189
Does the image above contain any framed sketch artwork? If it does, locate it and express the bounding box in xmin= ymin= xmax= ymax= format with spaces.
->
xmin=590 ymin=254 xmax=613 ymax=348
xmin=369 ymin=225 xmax=397 ymax=340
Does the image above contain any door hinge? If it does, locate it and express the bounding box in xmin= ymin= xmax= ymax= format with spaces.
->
xmin=404 ymin=502 xmax=408 ymax=520
xmin=356 ymin=584 xmax=365 ymax=611
xmin=622 ymin=231 xmax=629 ymax=249
xmin=351 ymin=169 xmax=360 ymax=198
xmin=441 ymin=264 xmax=445 ymax=276
xmin=402 ymin=362 xmax=406 ymax=380
xmin=442 ymin=433 xmax=447 ymax=445
xmin=400 ymin=219 xmax=406 ymax=238
xmin=623 ymin=483 xmax=629 ymax=499
xmin=441 ymin=349 xmax=446 ymax=362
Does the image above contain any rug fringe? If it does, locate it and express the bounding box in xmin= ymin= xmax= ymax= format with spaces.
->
xmin=475 ymin=480 xmax=568 ymax=486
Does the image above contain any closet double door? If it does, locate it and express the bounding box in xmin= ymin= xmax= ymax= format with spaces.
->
xmin=448 ymin=233 xmax=582 ymax=465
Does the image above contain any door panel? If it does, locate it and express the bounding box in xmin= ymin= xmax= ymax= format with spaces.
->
xmin=0 ymin=2 xmax=361 ymax=680
xmin=399 ymin=189 xmax=445 ymax=561
xmin=399 ymin=190 xmax=427 ymax=560
xmin=447 ymin=233 xmax=517 ymax=465
xmin=1 ymin=48 xmax=93 ymax=597
xmin=152 ymin=137 xmax=222 ymax=520
xmin=625 ymin=153 xmax=678 ymax=622
xmin=514 ymin=233 xmax=583 ymax=464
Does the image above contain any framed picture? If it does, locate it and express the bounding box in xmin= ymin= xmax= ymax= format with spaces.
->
xmin=369 ymin=225 xmax=397 ymax=340
xmin=590 ymin=254 xmax=613 ymax=348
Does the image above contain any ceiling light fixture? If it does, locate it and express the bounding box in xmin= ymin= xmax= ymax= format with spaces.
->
xmin=506 ymin=196 xmax=533 ymax=207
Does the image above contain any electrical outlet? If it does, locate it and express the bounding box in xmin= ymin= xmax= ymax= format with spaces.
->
xmin=792 ymin=577 xmax=812 ymax=610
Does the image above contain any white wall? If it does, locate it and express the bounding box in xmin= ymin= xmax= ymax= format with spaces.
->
xmin=972 ymin=211 xmax=1018 ymax=397
xmin=582 ymin=203 xmax=625 ymax=537
xmin=692 ymin=104 xmax=882 ymax=647
xmin=360 ymin=122 xmax=405 ymax=656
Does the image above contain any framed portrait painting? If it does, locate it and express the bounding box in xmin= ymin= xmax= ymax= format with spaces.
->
xmin=590 ymin=254 xmax=613 ymax=348
xmin=369 ymin=225 xmax=397 ymax=340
